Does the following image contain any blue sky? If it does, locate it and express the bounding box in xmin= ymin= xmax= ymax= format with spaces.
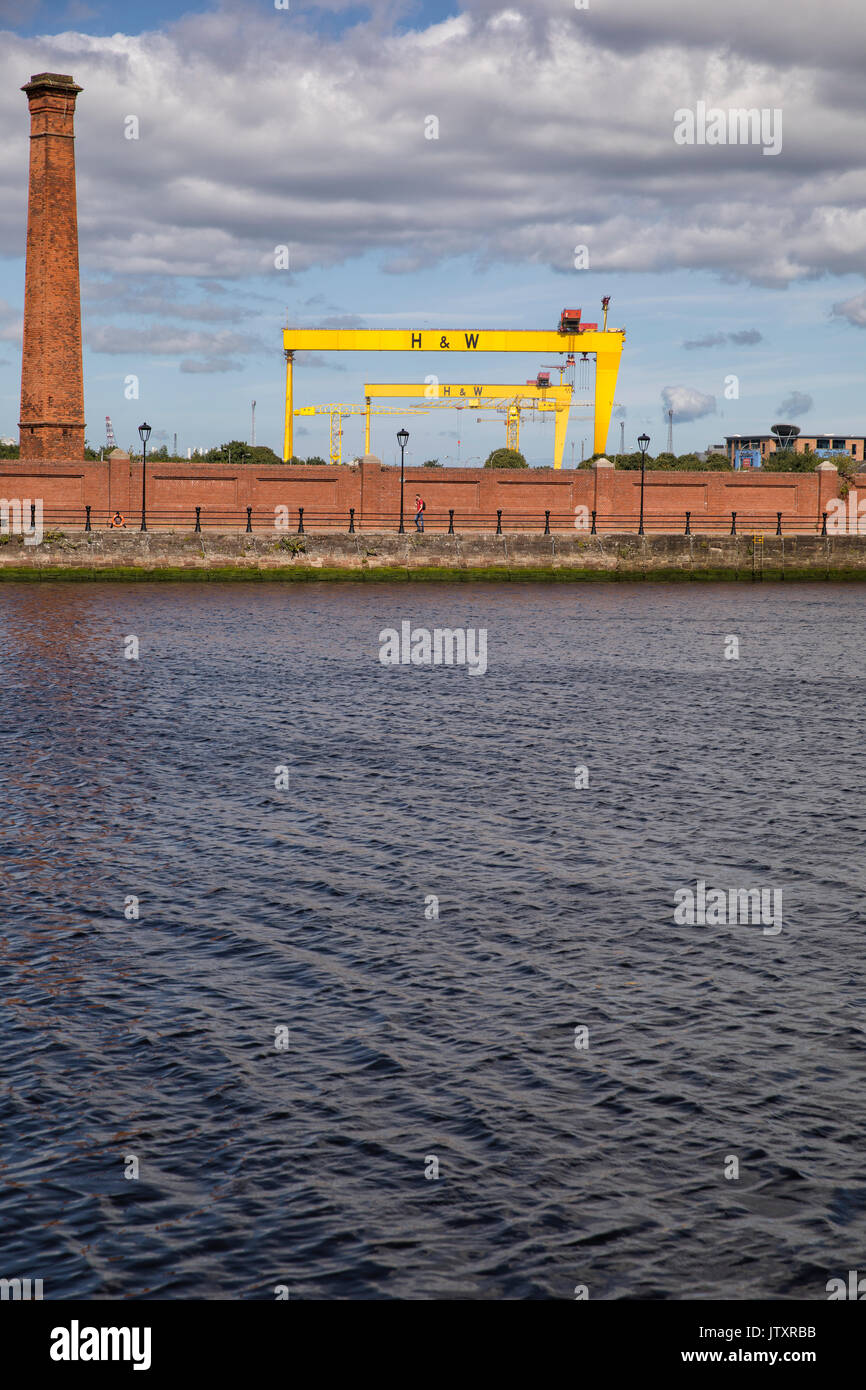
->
xmin=1 ymin=0 xmax=864 ymax=463
xmin=5 ymin=1 xmax=462 ymax=40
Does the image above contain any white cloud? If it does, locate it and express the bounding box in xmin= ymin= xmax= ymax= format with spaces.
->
xmin=661 ymin=386 xmax=716 ymax=422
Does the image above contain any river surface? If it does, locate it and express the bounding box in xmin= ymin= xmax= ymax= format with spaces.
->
xmin=1 ymin=581 xmax=864 ymax=1299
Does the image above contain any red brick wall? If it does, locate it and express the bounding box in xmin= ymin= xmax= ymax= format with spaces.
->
xmin=0 ymin=458 xmax=847 ymax=530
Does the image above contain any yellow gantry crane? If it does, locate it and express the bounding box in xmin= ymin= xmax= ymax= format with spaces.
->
xmin=294 ymin=403 xmax=428 ymax=466
xmin=297 ymin=390 xmax=580 ymax=465
xmin=362 ymin=381 xmax=581 ymax=467
xmin=282 ymin=302 xmax=625 ymax=465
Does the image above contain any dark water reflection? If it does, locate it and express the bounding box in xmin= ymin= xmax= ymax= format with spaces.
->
xmin=0 ymin=581 xmax=864 ymax=1299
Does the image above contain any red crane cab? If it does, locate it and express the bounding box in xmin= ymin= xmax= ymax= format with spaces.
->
xmin=559 ymin=309 xmax=582 ymax=333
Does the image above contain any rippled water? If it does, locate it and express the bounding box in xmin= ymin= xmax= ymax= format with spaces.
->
xmin=1 ymin=580 xmax=865 ymax=1300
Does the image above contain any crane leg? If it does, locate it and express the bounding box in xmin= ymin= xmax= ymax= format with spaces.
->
xmin=553 ymin=404 xmax=568 ymax=469
xmin=593 ymin=345 xmax=622 ymax=456
xmin=283 ymin=352 xmax=294 ymax=462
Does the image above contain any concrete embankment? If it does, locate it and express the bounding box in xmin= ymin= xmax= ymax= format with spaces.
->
xmin=2 ymin=530 xmax=866 ymax=580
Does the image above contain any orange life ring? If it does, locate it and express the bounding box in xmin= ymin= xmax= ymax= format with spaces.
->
xmin=109 ymin=513 xmax=126 ymax=528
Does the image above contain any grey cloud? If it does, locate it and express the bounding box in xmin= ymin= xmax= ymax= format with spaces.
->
xmin=776 ymin=391 xmax=813 ymax=417
xmin=66 ymin=2 xmax=99 ymax=20
xmin=179 ymin=357 xmax=244 ymax=374
xmin=683 ymin=333 xmax=727 ymax=349
xmin=0 ymin=7 xmax=863 ymax=288
xmin=0 ymin=0 xmax=40 ymax=17
xmin=684 ymin=329 xmax=763 ymax=348
xmin=831 ymin=291 xmax=866 ymax=327
xmin=82 ymin=278 xmax=256 ymax=322
xmin=293 ymin=351 xmax=348 ymax=370
xmin=85 ymin=325 xmax=265 ymax=357
xmin=466 ymin=0 xmax=865 ymax=73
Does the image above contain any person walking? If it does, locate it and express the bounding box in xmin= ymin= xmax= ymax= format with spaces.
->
xmin=414 ymin=493 xmax=426 ymax=533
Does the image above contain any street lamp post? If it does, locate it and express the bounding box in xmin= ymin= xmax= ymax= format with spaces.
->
xmin=397 ymin=428 xmax=409 ymax=533
xmin=638 ymin=433 xmax=650 ymax=536
xmin=139 ymin=421 xmax=151 ymax=531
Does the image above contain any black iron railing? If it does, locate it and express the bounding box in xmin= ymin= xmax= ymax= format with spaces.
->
xmin=1 ymin=508 xmax=836 ymax=536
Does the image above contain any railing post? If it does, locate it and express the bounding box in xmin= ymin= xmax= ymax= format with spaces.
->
xmin=195 ymin=506 xmax=201 ymax=533
xmin=496 ymin=509 xmax=502 ymax=535
xmin=297 ymin=506 xmax=305 ymax=534
xmin=30 ymin=502 xmax=36 ymax=527
xmin=590 ymin=509 xmax=597 ymax=535
xmin=821 ymin=511 xmax=828 ymax=535
xmin=448 ymin=509 xmax=454 ymax=534
xmin=246 ymin=506 xmax=252 ymax=533
xmin=348 ymin=507 xmax=355 ymax=533
xmin=84 ymin=504 xmax=91 ymax=533
xmin=544 ymin=509 xmax=550 ymax=535
xmin=730 ymin=511 xmax=737 ymax=535
xmin=684 ymin=510 xmax=691 ymax=535
xmin=776 ymin=511 xmax=782 ymax=536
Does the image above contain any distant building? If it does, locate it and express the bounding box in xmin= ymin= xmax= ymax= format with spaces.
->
xmin=726 ymin=433 xmax=866 ymax=466
xmin=0 ymin=436 xmax=16 ymax=447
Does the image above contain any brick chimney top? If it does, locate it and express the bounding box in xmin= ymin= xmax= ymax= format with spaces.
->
xmin=22 ymin=73 xmax=83 ymax=95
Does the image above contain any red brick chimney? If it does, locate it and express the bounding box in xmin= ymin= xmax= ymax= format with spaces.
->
xmin=19 ymin=72 xmax=85 ymax=461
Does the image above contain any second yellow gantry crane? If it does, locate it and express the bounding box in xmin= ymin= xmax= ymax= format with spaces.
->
xmin=362 ymin=381 xmax=581 ymax=468
xmin=294 ymin=404 xmax=429 ymax=466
